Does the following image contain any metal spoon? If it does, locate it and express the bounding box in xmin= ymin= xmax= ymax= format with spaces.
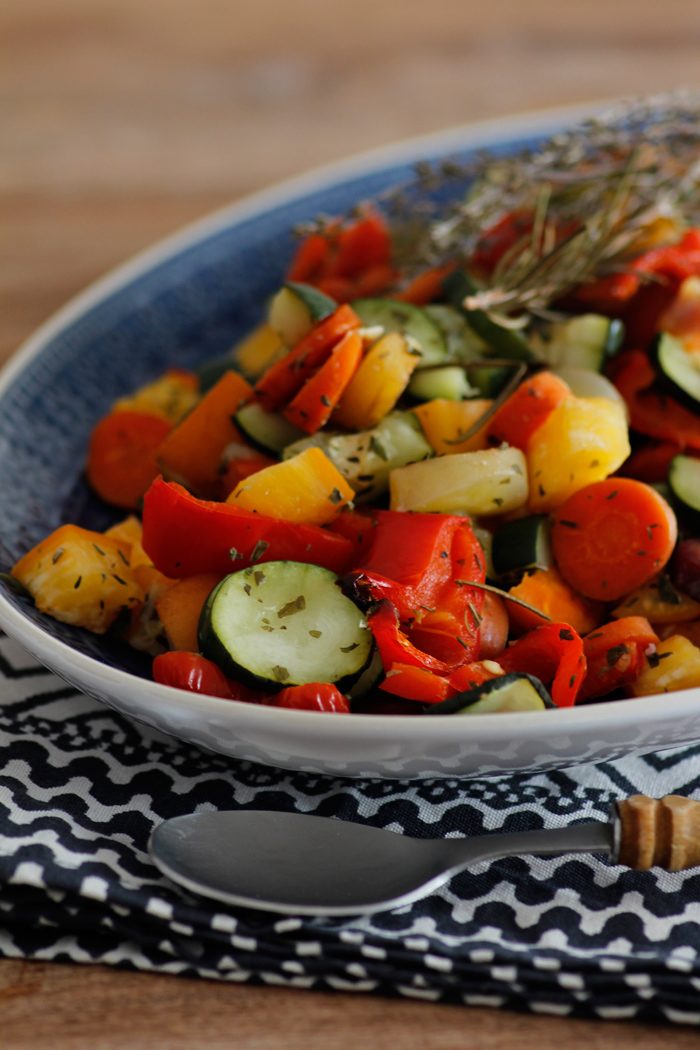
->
xmin=149 ymin=795 xmax=700 ymax=916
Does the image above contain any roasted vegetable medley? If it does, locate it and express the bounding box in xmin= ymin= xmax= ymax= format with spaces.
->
xmin=10 ymin=107 xmax=700 ymax=715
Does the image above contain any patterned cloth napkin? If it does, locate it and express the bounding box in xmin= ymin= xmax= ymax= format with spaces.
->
xmin=2 ymin=629 xmax=700 ymax=1026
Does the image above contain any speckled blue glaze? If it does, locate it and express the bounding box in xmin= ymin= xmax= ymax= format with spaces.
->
xmin=0 ymin=125 xmax=546 ymax=676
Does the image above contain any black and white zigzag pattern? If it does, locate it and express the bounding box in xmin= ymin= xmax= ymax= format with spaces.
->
xmin=2 ymin=630 xmax=700 ymax=1025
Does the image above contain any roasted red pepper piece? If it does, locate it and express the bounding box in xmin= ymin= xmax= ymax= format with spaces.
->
xmin=576 ymin=229 xmax=700 ymax=344
xmin=269 ymin=682 xmax=350 ymax=713
xmin=379 ymin=660 xmax=502 ymax=704
xmin=579 ymin=617 xmax=658 ymax=701
xmin=152 ymin=652 xmax=262 ymax=702
xmin=612 ymin=350 xmax=700 ymax=450
xmin=367 ymin=601 xmax=466 ymax=675
xmin=142 ymin=477 xmax=353 ymax=578
xmin=286 ymin=209 xmax=395 ymax=300
xmin=498 ymin=623 xmax=586 ymax=707
xmin=346 ymin=511 xmax=483 ymax=620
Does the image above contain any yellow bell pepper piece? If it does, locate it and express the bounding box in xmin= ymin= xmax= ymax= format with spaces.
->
xmin=333 ymin=332 xmax=419 ymax=430
xmin=113 ymin=369 xmax=199 ymax=423
xmin=227 ymin=447 xmax=354 ymax=526
xmin=411 ymin=398 xmax=493 ymax=455
xmin=234 ymin=323 xmax=285 ymax=380
xmin=528 ymin=397 xmax=630 ymax=512
xmin=632 ymin=635 xmax=700 ymax=695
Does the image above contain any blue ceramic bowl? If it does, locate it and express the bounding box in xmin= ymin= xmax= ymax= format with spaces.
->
xmin=3 ymin=101 xmax=698 ymax=779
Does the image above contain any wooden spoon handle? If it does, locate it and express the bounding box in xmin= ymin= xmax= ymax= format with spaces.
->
xmin=615 ymin=795 xmax=700 ymax=871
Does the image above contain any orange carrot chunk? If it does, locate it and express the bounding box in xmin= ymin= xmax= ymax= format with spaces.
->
xmin=283 ymin=329 xmax=363 ymax=433
xmin=551 ymin=478 xmax=678 ymax=601
xmin=486 ymin=371 xmax=571 ymax=450
xmin=155 ymin=370 xmax=252 ymax=498
xmin=86 ymin=410 xmax=172 ymax=509
xmin=254 ymin=304 xmax=360 ymax=410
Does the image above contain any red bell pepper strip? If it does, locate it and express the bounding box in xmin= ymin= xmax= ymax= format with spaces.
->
xmin=282 ymin=328 xmax=363 ymax=433
xmin=327 ymin=508 xmax=377 ymax=561
xmin=498 ymin=623 xmax=586 ymax=707
xmin=152 ymin=652 xmax=263 ymax=702
xmin=379 ymin=660 xmax=502 ymax=704
xmin=268 ymin=682 xmax=350 ymax=713
xmin=142 ymin=477 xmax=354 ymax=578
xmin=578 ymin=617 xmax=658 ymax=701
xmin=612 ymin=350 xmax=700 ymax=450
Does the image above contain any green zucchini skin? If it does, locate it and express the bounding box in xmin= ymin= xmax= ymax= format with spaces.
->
xmin=531 ymin=314 xmax=625 ymax=371
xmin=652 ymin=332 xmax=700 ymax=411
xmin=407 ymin=365 xmax=478 ymax=402
xmin=442 ymin=271 xmax=534 ymax=362
xmin=236 ymin=400 xmax=306 ymax=454
xmin=425 ymin=673 xmax=554 ymax=715
xmin=492 ymin=514 xmax=553 ymax=579
xmin=668 ymin=453 xmax=700 ymax=527
xmin=284 ymin=282 xmax=337 ymax=322
xmin=198 ymin=561 xmax=373 ymax=689
xmin=351 ymin=298 xmax=447 ymax=366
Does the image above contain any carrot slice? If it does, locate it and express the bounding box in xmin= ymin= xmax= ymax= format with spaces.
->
xmin=86 ymin=410 xmax=172 ymax=509
xmin=283 ymin=329 xmax=363 ymax=433
xmin=155 ymin=370 xmax=252 ymax=497
xmin=486 ymin=371 xmax=571 ymax=450
xmin=551 ymin=478 xmax=678 ymax=601
xmin=507 ymin=566 xmax=603 ymax=636
xmin=155 ymin=573 xmax=222 ymax=652
xmin=254 ymin=304 xmax=360 ymax=410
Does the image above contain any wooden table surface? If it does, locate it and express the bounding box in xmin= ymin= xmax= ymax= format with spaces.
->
xmin=2 ymin=1 xmax=700 ymax=1045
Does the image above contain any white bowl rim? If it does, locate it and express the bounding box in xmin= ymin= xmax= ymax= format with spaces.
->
xmin=2 ymin=93 xmax=698 ymax=748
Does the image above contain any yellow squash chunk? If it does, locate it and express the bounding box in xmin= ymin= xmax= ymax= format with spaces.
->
xmin=612 ymin=577 xmax=700 ymax=624
xmin=104 ymin=515 xmax=152 ymax=570
xmin=333 ymin=332 xmax=419 ymax=430
xmin=234 ymin=323 xmax=285 ymax=379
xmin=411 ymin=398 xmax=493 ymax=455
xmin=12 ymin=525 xmax=143 ymax=634
xmin=390 ymin=446 xmax=528 ymax=515
xmin=114 ymin=369 xmax=199 ymax=423
xmin=632 ymin=635 xmax=700 ymax=696
xmin=227 ymin=447 xmax=354 ymax=526
xmin=528 ymin=397 xmax=630 ymax=512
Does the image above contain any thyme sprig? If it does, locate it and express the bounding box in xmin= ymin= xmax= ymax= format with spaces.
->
xmin=296 ymin=92 xmax=700 ymax=331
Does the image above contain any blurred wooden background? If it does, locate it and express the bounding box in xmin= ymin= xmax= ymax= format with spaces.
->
xmin=2 ymin=1 xmax=700 ymax=1046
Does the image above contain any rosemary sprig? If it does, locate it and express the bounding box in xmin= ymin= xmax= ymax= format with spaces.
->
xmin=296 ymin=91 xmax=700 ymax=332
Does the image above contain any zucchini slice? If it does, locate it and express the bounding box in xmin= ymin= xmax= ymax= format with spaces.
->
xmin=492 ymin=514 xmax=552 ymax=578
xmin=426 ymin=673 xmax=554 ymax=714
xmin=269 ymin=283 xmax=337 ymax=348
xmin=351 ymin=298 xmax=447 ymax=366
xmin=424 ymin=304 xmax=488 ymax=362
xmin=652 ymin=332 xmax=700 ymax=411
xmin=442 ymin=270 xmax=534 ymax=361
xmin=407 ymin=365 xmax=478 ymax=402
xmin=236 ymin=400 xmax=306 ymax=453
xmin=199 ymin=561 xmax=372 ymax=687
xmin=668 ymin=454 xmax=700 ymax=525
xmin=532 ymin=314 xmax=624 ymax=371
